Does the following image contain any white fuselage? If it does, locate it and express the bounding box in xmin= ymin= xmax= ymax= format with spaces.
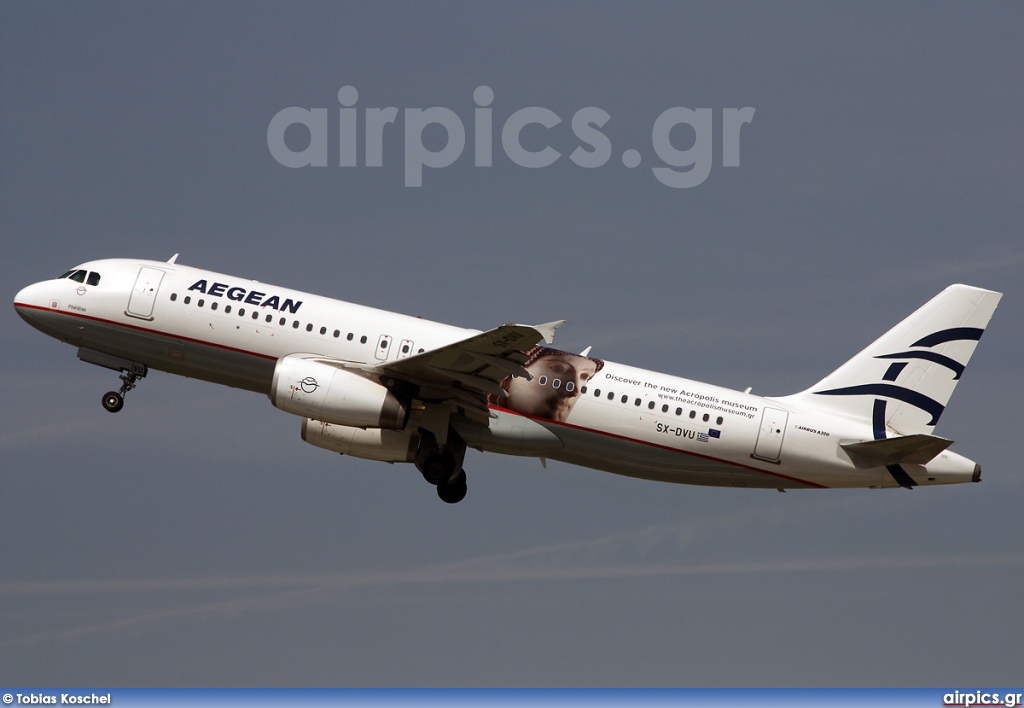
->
xmin=14 ymin=258 xmax=981 ymax=491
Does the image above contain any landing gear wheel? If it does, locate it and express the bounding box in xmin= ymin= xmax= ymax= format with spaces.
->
xmin=420 ymin=451 xmax=456 ymax=486
xmin=100 ymin=367 xmax=144 ymax=413
xmin=437 ymin=470 xmax=467 ymax=504
xmin=102 ymin=391 xmax=124 ymax=413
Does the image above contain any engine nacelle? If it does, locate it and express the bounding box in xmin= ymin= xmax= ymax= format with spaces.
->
xmin=301 ymin=418 xmax=419 ymax=462
xmin=271 ymin=353 xmax=409 ymax=429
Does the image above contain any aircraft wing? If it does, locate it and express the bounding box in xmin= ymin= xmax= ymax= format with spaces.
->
xmin=373 ymin=320 xmax=565 ymax=423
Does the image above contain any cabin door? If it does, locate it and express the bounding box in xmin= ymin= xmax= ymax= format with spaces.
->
xmin=126 ymin=267 xmax=165 ymax=320
xmin=753 ymin=407 xmax=788 ymax=462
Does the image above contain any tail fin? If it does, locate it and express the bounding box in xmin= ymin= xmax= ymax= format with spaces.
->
xmin=783 ymin=284 xmax=1002 ymax=436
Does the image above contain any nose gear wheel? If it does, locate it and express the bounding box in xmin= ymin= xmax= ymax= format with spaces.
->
xmin=101 ymin=369 xmax=143 ymax=413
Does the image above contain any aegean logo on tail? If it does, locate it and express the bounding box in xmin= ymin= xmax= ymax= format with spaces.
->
xmin=814 ymin=326 xmax=986 ymax=427
xmin=813 ymin=326 xmax=990 ymax=489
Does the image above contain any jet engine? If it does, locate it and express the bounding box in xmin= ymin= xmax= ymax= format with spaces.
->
xmin=271 ymin=353 xmax=409 ymax=429
xmin=301 ymin=418 xmax=419 ymax=462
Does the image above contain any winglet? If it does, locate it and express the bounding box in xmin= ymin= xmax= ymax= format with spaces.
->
xmin=532 ymin=320 xmax=566 ymax=344
xmin=579 ymin=346 xmax=593 ymax=357
xmin=167 ymin=253 xmax=179 ymax=264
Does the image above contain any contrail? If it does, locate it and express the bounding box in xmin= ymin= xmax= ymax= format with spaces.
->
xmin=4 ymin=543 xmax=1021 ymax=647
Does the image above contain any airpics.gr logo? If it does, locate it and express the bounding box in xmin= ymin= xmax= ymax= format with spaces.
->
xmin=943 ymin=690 xmax=1023 ymax=707
xmin=267 ymin=86 xmax=755 ymax=188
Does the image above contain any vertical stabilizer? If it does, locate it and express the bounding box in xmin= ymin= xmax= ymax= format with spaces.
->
xmin=782 ymin=284 xmax=1001 ymax=436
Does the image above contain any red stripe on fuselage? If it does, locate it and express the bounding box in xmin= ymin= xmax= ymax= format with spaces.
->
xmin=487 ymin=404 xmax=827 ymax=489
xmin=16 ymin=302 xmax=825 ymax=488
xmin=14 ymin=302 xmax=279 ymax=361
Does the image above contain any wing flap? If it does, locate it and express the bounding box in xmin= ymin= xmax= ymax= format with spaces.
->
xmin=426 ymin=365 xmax=509 ymax=399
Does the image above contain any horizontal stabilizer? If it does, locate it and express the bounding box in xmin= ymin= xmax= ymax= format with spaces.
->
xmin=841 ymin=434 xmax=953 ymax=466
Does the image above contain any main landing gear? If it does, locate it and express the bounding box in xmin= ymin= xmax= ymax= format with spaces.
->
xmin=415 ymin=432 xmax=469 ymax=504
xmin=101 ymin=369 xmax=144 ymax=413
xmin=435 ymin=468 xmax=468 ymax=505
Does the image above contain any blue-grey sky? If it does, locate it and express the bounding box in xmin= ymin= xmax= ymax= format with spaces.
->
xmin=2 ymin=2 xmax=1022 ymax=687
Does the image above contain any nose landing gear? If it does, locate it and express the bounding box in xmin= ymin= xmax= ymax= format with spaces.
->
xmin=77 ymin=348 xmax=148 ymax=414
xmin=101 ymin=391 xmax=124 ymax=413
xmin=101 ymin=369 xmax=145 ymax=413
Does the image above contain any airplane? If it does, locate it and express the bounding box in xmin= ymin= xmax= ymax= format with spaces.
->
xmin=13 ymin=255 xmax=1002 ymax=503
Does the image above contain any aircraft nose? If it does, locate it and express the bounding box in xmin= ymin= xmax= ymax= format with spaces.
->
xmin=13 ymin=282 xmax=48 ymax=321
xmin=15 ymin=283 xmax=35 ymax=304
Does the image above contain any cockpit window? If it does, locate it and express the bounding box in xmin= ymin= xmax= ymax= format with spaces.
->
xmin=58 ymin=269 xmax=100 ymax=285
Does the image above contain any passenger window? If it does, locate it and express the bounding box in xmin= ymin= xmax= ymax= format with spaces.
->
xmin=566 ymin=382 xmax=574 ymax=392
xmin=87 ymin=272 xmax=101 ymax=286
xmin=238 ymin=308 xmax=245 ymax=316
xmin=662 ymin=404 xmax=669 ymax=413
xmin=225 ymin=305 xmax=232 ymax=314
xmin=305 ymin=323 xmax=313 ymax=332
xmin=607 ymin=392 xmax=614 ymax=400
xmin=320 ymin=326 xmax=327 ymax=335
xmin=360 ymin=335 xmax=367 ymax=344
xmin=401 ymin=344 xmax=409 ymax=353
xmin=716 ymin=416 xmax=723 ymax=425
xmin=689 ymin=410 xmax=696 ymax=419
xmin=702 ymin=413 xmax=710 ymax=422
xmin=184 ymin=296 xmax=191 ymax=305
xmin=334 ymin=330 xmax=340 ymax=338
xmin=292 ymin=321 xmax=299 ymax=329
xmin=648 ymin=401 xmax=655 ymax=410
xmin=170 ymin=293 xmax=177 ymax=302
xmin=539 ymin=376 xmax=548 ymax=386
xmin=279 ymin=317 xmax=286 ymax=326
xmin=580 ymin=386 xmax=588 ymax=394
xmin=252 ymin=311 xmax=259 ymax=320
xmin=552 ymin=379 xmax=561 ymax=389
xmin=210 ymin=302 xmax=218 ymax=310
xmin=198 ymin=299 xmax=205 ymax=307
xmin=635 ymin=398 xmax=641 ymax=406
xmin=347 ymin=333 xmax=354 ymax=341
xmin=593 ymin=389 xmax=601 ymax=397
xmin=265 ymin=314 xmax=272 ymax=323
xmin=676 ymin=408 xmax=682 ymax=416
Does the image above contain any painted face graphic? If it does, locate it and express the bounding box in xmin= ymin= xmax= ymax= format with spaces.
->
xmin=505 ymin=351 xmax=599 ymax=422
